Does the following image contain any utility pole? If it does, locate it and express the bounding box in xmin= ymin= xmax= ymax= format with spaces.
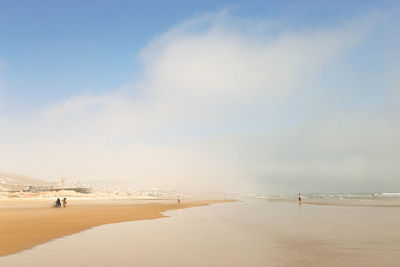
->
xmin=61 ymin=177 xmax=67 ymax=190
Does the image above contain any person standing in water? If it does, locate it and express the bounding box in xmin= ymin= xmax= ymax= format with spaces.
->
xmin=298 ymin=193 xmax=302 ymax=202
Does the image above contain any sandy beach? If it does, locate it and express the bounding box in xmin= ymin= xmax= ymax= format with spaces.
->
xmin=1 ymin=198 xmax=400 ymax=266
xmin=268 ymin=197 xmax=400 ymax=207
xmin=0 ymin=198 xmax=230 ymax=257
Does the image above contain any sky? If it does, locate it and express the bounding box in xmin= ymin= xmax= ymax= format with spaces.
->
xmin=0 ymin=0 xmax=399 ymax=193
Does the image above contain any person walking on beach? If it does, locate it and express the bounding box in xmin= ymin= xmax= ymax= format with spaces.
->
xmin=372 ymin=193 xmax=376 ymax=200
xmin=62 ymin=198 xmax=67 ymax=208
xmin=298 ymin=193 xmax=302 ymax=202
xmin=55 ymin=197 xmax=61 ymax=208
xmin=178 ymin=195 xmax=181 ymax=204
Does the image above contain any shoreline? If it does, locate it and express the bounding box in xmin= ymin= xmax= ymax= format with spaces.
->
xmin=0 ymin=199 xmax=233 ymax=257
xmin=265 ymin=198 xmax=400 ymax=208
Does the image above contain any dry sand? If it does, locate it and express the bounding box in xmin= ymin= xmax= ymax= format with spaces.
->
xmin=0 ymin=198 xmax=230 ymax=257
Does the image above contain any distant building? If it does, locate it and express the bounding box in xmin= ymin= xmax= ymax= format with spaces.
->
xmin=27 ymin=185 xmax=55 ymax=192
xmin=25 ymin=185 xmax=91 ymax=194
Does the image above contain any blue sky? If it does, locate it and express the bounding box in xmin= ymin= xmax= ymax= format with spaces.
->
xmin=0 ymin=0 xmax=395 ymax=111
xmin=0 ymin=0 xmax=400 ymax=193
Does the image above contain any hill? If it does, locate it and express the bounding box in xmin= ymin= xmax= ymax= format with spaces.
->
xmin=0 ymin=170 xmax=56 ymax=192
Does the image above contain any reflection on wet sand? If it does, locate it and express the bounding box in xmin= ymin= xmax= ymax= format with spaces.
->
xmin=0 ymin=199 xmax=399 ymax=266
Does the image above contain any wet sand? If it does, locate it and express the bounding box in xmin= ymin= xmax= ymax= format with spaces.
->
xmin=268 ymin=197 xmax=400 ymax=208
xmin=0 ymin=198 xmax=230 ymax=257
xmin=265 ymin=199 xmax=400 ymax=266
xmin=1 ymin=199 xmax=400 ymax=266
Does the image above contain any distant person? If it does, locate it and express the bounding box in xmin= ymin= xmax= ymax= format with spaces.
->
xmin=62 ymin=198 xmax=67 ymax=208
xmin=298 ymin=193 xmax=302 ymax=202
xmin=55 ymin=197 xmax=61 ymax=208
xmin=372 ymin=193 xmax=376 ymax=200
xmin=178 ymin=195 xmax=181 ymax=204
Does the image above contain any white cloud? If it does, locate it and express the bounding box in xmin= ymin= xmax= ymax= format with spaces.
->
xmin=1 ymin=11 xmax=397 ymax=193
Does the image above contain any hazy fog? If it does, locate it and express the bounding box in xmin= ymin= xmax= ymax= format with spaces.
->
xmin=1 ymin=10 xmax=399 ymax=193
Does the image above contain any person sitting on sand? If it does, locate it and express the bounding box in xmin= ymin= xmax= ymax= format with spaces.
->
xmin=298 ymin=193 xmax=302 ymax=202
xmin=62 ymin=198 xmax=67 ymax=208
